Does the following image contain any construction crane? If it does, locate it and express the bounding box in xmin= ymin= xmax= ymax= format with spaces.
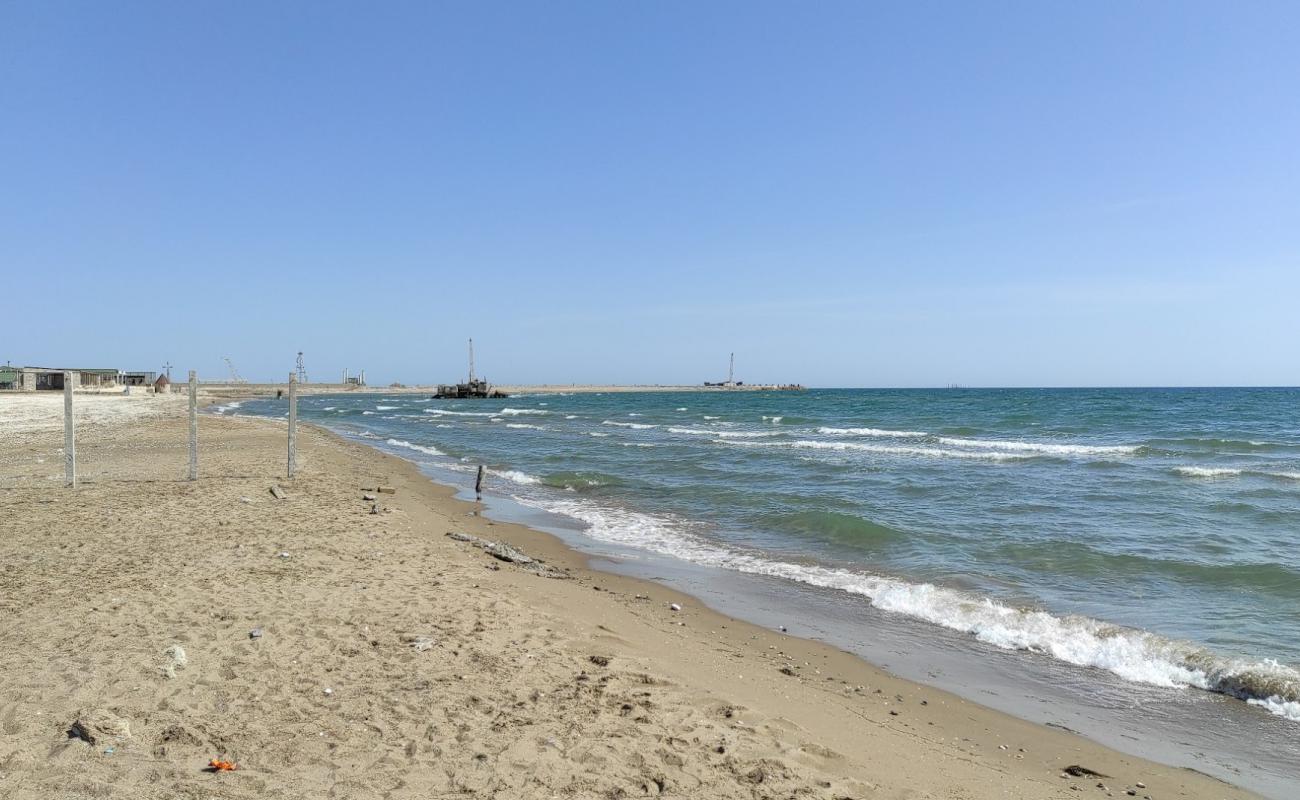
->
xmin=296 ymin=351 xmax=308 ymax=384
xmin=223 ymin=357 xmax=247 ymax=384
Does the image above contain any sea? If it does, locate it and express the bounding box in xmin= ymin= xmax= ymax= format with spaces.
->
xmin=224 ymin=387 xmax=1300 ymax=796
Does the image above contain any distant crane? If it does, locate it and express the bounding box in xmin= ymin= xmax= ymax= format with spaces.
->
xmin=223 ymin=357 xmax=247 ymax=384
xmin=296 ymin=351 xmax=308 ymax=384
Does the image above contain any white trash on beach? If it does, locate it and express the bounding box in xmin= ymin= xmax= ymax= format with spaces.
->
xmin=669 ymin=603 xmax=682 ymax=612
xmin=161 ymin=644 xmax=188 ymax=679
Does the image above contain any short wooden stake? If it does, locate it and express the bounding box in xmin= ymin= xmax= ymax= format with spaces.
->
xmin=475 ymin=465 xmax=485 ymax=500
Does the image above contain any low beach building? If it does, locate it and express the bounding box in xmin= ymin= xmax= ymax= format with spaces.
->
xmin=0 ymin=366 xmax=129 ymax=391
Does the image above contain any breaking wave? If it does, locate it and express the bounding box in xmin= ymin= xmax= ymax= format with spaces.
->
xmin=385 ymin=438 xmax=443 ymax=457
xmin=818 ymin=427 xmax=928 ymax=438
xmin=723 ymin=439 xmax=1030 ymax=461
xmin=667 ymin=427 xmax=781 ymax=438
xmin=511 ymin=493 xmax=1300 ymax=723
xmin=1174 ymin=466 xmax=1300 ymax=481
xmin=936 ymin=437 xmax=1139 ymax=456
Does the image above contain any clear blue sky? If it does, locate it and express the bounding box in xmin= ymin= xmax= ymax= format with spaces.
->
xmin=3 ymin=2 xmax=1297 ymax=387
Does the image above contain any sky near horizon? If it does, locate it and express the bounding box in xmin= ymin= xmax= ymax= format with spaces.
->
xmin=2 ymin=2 xmax=1298 ymax=387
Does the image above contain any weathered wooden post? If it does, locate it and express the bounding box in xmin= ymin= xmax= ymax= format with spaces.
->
xmin=475 ymin=464 xmax=485 ymax=500
xmin=188 ymin=370 xmax=198 ymax=481
xmin=63 ymin=372 xmax=76 ymax=488
xmin=287 ymin=372 xmax=298 ymax=478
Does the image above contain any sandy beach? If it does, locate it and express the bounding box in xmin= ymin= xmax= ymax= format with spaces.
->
xmin=0 ymin=395 xmax=1261 ymax=799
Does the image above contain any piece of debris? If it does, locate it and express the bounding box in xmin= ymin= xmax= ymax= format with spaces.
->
xmin=1063 ymin=765 xmax=1109 ymax=778
xmin=362 ymin=493 xmax=377 ymax=501
xmin=269 ymin=486 xmax=287 ymax=500
xmin=779 ymin=625 xmax=788 ymax=632
xmin=278 ymin=551 xmax=290 ymax=559
xmin=376 ymin=486 xmax=396 ymax=494
xmin=248 ymin=628 xmax=263 ymax=640
xmin=70 ymin=710 xmax=131 ymax=744
xmin=162 ymin=644 xmax=188 ymax=679
xmin=779 ymin=666 xmax=797 ymax=677
xmin=589 ymin=655 xmax=610 ymax=667
xmin=239 ymin=497 xmax=253 ymax=504
xmin=444 ymin=532 xmax=568 ymax=578
xmin=207 ymin=758 xmax=238 ymax=772
xmin=409 ymin=637 xmax=434 ymax=652
xmin=323 ymin=687 xmax=334 ymax=696
xmin=669 ymin=603 xmax=682 ymax=612
xmin=370 ymin=503 xmax=380 ymax=515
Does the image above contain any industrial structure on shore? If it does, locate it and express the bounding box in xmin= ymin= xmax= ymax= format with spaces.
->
xmin=434 ymin=339 xmax=508 ymax=399
xmin=704 ymin=353 xmax=803 ymax=390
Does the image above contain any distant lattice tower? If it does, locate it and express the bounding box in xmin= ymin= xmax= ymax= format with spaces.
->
xmin=223 ymin=356 xmax=247 ymax=384
xmin=296 ymin=351 xmax=308 ymax=384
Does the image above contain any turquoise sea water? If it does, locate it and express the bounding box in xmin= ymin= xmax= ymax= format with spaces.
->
xmin=228 ymin=387 xmax=1299 ymax=788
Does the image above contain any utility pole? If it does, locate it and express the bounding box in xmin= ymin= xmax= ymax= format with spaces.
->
xmin=163 ymin=361 xmax=173 ymax=381
xmin=728 ymin=352 xmax=735 ymax=386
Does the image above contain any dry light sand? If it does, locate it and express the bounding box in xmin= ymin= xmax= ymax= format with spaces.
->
xmin=0 ymin=394 xmax=1259 ymax=799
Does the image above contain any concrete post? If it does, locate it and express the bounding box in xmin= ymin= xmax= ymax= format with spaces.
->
xmin=63 ymin=372 xmax=76 ymax=488
xmin=287 ymin=373 xmax=298 ymax=478
xmin=188 ymin=370 xmax=198 ymax=481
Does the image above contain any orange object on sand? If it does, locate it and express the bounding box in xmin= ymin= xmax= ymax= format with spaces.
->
xmin=208 ymin=758 xmax=238 ymax=771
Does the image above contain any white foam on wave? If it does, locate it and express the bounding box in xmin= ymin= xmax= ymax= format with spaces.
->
xmin=492 ymin=468 xmax=540 ymax=485
xmin=763 ymin=415 xmax=783 ymax=424
xmin=676 ymin=407 xmax=688 ymax=411
xmin=937 ymin=437 xmax=1139 ymax=456
xmin=376 ymin=405 xmax=400 ymax=411
xmin=603 ymin=420 xmax=657 ymax=430
xmin=424 ymin=409 xmax=496 ymax=417
xmin=704 ymin=415 xmax=720 ymax=420
xmin=1174 ymin=466 xmax=1300 ymax=482
xmin=587 ymin=431 xmax=610 ymax=437
xmin=818 ymin=426 xmax=928 ymax=438
xmin=500 ymin=408 xmax=549 ymax=416
xmin=724 ymin=439 xmax=1029 ymax=461
xmin=322 ymin=406 xmax=336 ymax=411
xmin=565 ymin=415 xmax=578 ymax=420
xmin=668 ymin=427 xmax=780 ymax=438
xmin=1175 ymin=466 xmax=1243 ymax=478
xmin=513 ymin=492 xmax=1300 ymax=722
xmin=506 ymin=423 xmax=547 ymax=431
xmin=362 ymin=410 xmax=375 ymax=415
xmin=1249 ymin=696 xmax=1300 ymax=722
xmin=212 ymin=401 xmax=244 ymax=415
xmin=385 ymin=438 xmax=443 ymax=457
